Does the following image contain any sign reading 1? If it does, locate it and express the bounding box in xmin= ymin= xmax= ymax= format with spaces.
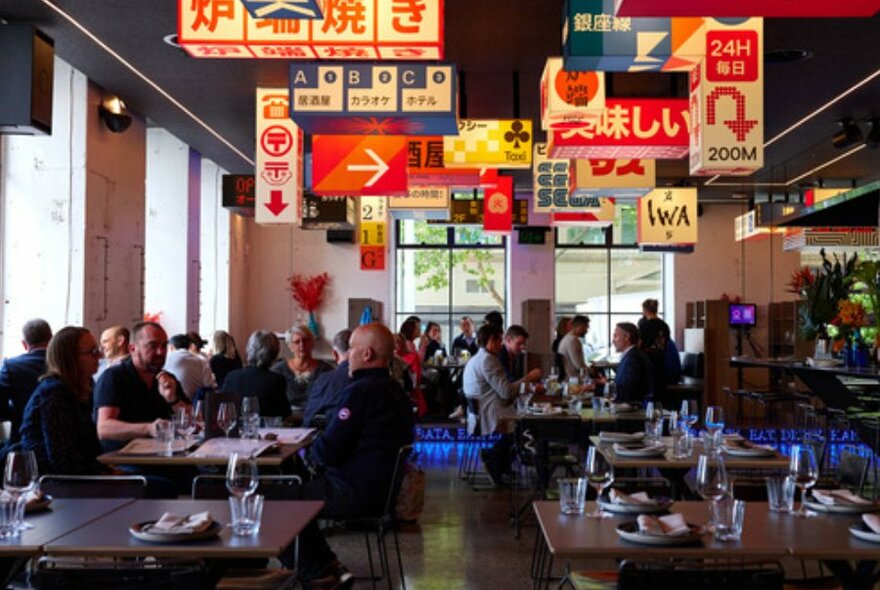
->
xmin=359 ymin=197 xmax=387 ymax=271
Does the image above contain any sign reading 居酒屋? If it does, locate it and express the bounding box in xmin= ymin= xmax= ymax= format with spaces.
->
xmin=179 ymin=0 xmax=443 ymax=60
xmin=289 ymin=63 xmax=457 ymax=135
xmin=637 ymin=188 xmax=698 ymax=244
xmin=541 ymin=57 xmax=605 ymax=130
xmin=443 ymin=119 xmax=533 ymax=169
xmin=548 ymin=98 xmax=689 ymax=159
xmin=406 ymin=137 xmax=481 ymax=187
xmin=255 ymin=88 xmax=302 ymax=224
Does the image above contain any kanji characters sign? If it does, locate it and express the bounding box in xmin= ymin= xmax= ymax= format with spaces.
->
xmin=548 ymin=98 xmax=689 ymax=159
xmin=255 ymin=88 xmax=302 ymax=224
xmin=406 ymin=136 xmax=481 ymax=186
xmin=289 ymin=63 xmax=457 ymax=134
xmin=570 ymin=158 xmax=655 ymax=200
xmin=483 ymin=176 xmax=513 ymax=234
xmin=444 ymin=119 xmax=533 ymax=169
xmin=179 ymin=0 xmax=443 ymax=60
xmin=239 ymin=0 xmax=326 ymax=20
xmin=613 ymin=0 xmax=880 ymax=17
xmin=637 ymin=188 xmax=697 ymax=244
xmin=389 ymin=186 xmax=450 ymax=220
xmin=311 ymin=135 xmax=408 ymax=195
xmin=359 ymin=197 xmax=388 ymax=270
xmin=689 ymin=19 xmax=763 ymax=175
xmin=541 ymin=57 xmax=605 ymax=130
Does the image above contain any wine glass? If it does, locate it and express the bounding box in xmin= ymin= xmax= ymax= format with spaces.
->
xmin=789 ymin=444 xmax=819 ymax=517
xmin=696 ymin=453 xmax=729 ymax=528
xmin=173 ymin=405 xmax=194 ymax=445
xmin=680 ymin=400 xmax=699 ymax=431
xmin=193 ymin=400 xmax=206 ymax=438
xmin=226 ymin=452 xmax=258 ymax=499
xmin=584 ymin=447 xmax=614 ymax=518
xmin=704 ymin=405 xmax=725 ymax=452
xmin=4 ymin=451 xmax=38 ymax=530
xmin=217 ymin=402 xmax=238 ymax=438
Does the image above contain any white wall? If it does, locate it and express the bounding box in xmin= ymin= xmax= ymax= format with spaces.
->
xmin=198 ymin=158 xmax=231 ymax=342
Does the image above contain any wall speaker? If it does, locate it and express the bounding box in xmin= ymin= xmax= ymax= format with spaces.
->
xmin=0 ymin=24 xmax=54 ymax=135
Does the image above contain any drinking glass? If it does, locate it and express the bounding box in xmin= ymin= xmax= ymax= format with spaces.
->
xmin=680 ymin=399 xmax=699 ymax=432
xmin=704 ymin=405 xmax=725 ymax=452
xmin=789 ymin=444 xmax=818 ymax=517
xmin=712 ymin=498 xmax=746 ymax=541
xmin=558 ymin=478 xmax=587 ymax=515
xmin=604 ymin=381 xmax=616 ymax=411
xmin=192 ymin=400 xmax=206 ymax=437
xmin=229 ymin=494 xmax=264 ymax=536
xmin=584 ymin=447 xmax=614 ymax=518
xmin=696 ymin=453 xmax=729 ymax=527
xmin=226 ymin=452 xmax=258 ymax=499
xmin=217 ymin=402 xmax=238 ymax=438
xmin=4 ymin=451 xmax=37 ymax=531
xmin=241 ymin=396 xmax=261 ymax=439
xmin=173 ymin=405 xmax=194 ymax=444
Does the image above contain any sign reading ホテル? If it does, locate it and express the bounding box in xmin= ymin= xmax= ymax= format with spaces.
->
xmin=255 ymin=88 xmax=302 ymax=224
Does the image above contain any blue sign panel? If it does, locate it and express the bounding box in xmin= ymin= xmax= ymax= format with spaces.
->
xmin=289 ymin=63 xmax=458 ymax=135
xmin=239 ymin=0 xmax=325 ymax=20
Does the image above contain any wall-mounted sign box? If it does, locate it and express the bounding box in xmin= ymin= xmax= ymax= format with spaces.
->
xmin=222 ymin=174 xmax=255 ymax=217
xmin=301 ymin=194 xmax=356 ymax=229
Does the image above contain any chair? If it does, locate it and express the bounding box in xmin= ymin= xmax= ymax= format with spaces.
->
xmin=38 ymin=475 xmax=147 ymax=498
xmin=204 ymin=389 xmax=243 ymax=439
xmin=458 ymin=398 xmax=494 ymax=488
xmin=617 ymin=559 xmax=784 ymax=590
xmin=34 ymin=556 xmax=205 ymax=589
xmin=191 ymin=474 xmax=303 ymax=500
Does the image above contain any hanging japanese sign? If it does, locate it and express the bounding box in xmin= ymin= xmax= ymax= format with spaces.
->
xmin=443 ymin=119 xmax=533 ymax=169
xmin=689 ymin=19 xmax=763 ymax=176
xmin=804 ymin=188 xmax=846 ymax=206
xmin=406 ymin=137 xmax=481 ymax=186
xmin=389 ymin=187 xmax=450 ymax=220
xmin=548 ymin=98 xmax=689 ymax=159
xmin=540 ymin=57 xmax=605 ymax=130
xmin=289 ymin=63 xmax=457 ymax=135
xmin=734 ymin=210 xmax=783 ymax=242
xmin=570 ymin=158 xmax=655 ymax=200
xmin=179 ymin=0 xmax=443 ymax=60
xmin=359 ymin=196 xmax=387 ymax=270
xmin=311 ymin=135 xmax=408 ymax=195
xmin=562 ymin=0 xmax=706 ymax=72
xmin=483 ymin=176 xmax=513 ymax=234
xmin=613 ymin=0 xmax=880 ymax=17
xmin=637 ymin=188 xmax=697 ymax=244
xmin=532 ymin=143 xmax=570 ymax=213
xmin=255 ymin=88 xmax=302 ymax=224
xmin=301 ymin=194 xmax=356 ymax=229
xmin=239 ymin=0 xmax=326 ymax=20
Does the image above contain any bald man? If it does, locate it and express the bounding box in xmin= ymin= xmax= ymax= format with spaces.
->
xmin=95 ymin=325 xmax=130 ymax=380
xmin=280 ymin=323 xmax=414 ymax=588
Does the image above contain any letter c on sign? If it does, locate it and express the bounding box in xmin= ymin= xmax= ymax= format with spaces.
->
xmin=402 ymin=70 xmax=415 ymax=85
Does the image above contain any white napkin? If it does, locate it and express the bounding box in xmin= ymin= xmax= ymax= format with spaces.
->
xmin=609 ymin=489 xmax=654 ymax=505
xmin=613 ymin=403 xmax=635 ymax=413
xmin=863 ymin=513 xmax=880 ymax=534
xmin=147 ymin=511 xmax=213 ymax=534
xmin=613 ymin=442 xmax=665 ymax=454
xmin=812 ymin=489 xmax=872 ymax=506
xmin=599 ymin=431 xmax=646 ymax=443
xmin=637 ymin=513 xmax=690 ymax=536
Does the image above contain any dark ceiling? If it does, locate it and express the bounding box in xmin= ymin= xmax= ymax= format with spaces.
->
xmin=2 ymin=0 xmax=880 ymax=201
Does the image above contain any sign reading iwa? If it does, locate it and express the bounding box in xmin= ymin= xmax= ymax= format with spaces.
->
xmin=637 ymin=188 xmax=697 ymax=244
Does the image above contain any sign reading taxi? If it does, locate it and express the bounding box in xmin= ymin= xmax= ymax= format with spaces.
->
xmin=443 ymin=119 xmax=533 ymax=169
xmin=637 ymin=188 xmax=697 ymax=244
xmin=255 ymin=88 xmax=302 ymax=224
xmin=312 ymin=135 xmax=408 ymax=195
xmin=179 ymin=0 xmax=444 ymax=60
xmin=289 ymin=63 xmax=457 ymax=134
xmin=541 ymin=57 xmax=605 ymax=130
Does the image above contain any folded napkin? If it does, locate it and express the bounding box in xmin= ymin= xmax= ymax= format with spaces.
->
xmin=599 ymin=431 xmax=645 ymax=443
xmin=812 ymin=489 xmax=873 ymax=506
xmin=613 ymin=403 xmax=634 ymax=413
xmin=613 ymin=442 xmax=665 ymax=454
xmin=146 ymin=511 xmax=213 ymax=534
xmin=637 ymin=513 xmax=690 ymax=536
xmin=609 ymin=489 xmax=654 ymax=505
xmin=863 ymin=513 xmax=880 ymax=534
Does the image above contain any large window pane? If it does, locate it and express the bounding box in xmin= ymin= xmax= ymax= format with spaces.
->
xmin=396 ymin=248 xmax=449 ymax=316
xmin=612 ymin=204 xmax=638 ymax=244
xmin=610 ymin=250 xmax=662 ymax=312
xmin=556 ymin=226 xmax=607 ymax=246
xmin=555 ymin=250 xmax=609 ymax=315
xmin=454 ymin=226 xmax=504 ymax=246
xmin=450 ymin=248 xmax=506 ymax=312
xmin=398 ymin=219 xmax=449 ymax=246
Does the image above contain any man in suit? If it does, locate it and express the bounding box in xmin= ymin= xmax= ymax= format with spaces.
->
xmin=498 ymin=324 xmax=534 ymax=382
xmin=0 ymin=318 xmax=52 ymax=445
xmin=612 ymin=322 xmax=653 ymax=405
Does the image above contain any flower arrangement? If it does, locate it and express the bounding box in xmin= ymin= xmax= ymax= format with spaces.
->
xmin=143 ymin=311 xmax=163 ymax=323
xmin=786 ymin=249 xmax=858 ymax=341
xmin=287 ymin=273 xmax=331 ymax=337
xmin=831 ymin=299 xmax=867 ymax=339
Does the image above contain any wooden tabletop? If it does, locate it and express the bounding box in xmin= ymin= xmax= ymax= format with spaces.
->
xmin=97 ymin=441 xmax=304 ymax=467
xmin=589 ymin=436 xmax=791 ymax=470
xmin=0 ymin=498 xmax=133 ymax=557
xmin=44 ymin=499 xmax=323 ymax=558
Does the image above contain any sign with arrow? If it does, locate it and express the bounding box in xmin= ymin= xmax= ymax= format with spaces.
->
xmin=255 ymin=88 xmax=302 ymax=224
xmin=312 ymin=135 xmax=408 ymax=195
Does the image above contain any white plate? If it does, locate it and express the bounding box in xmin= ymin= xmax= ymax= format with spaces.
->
xmin=616 ymin=522 xmax=703 ymax=546
xmin=599 ymin=432 xmax=646 ymax=443
xmin=598 ymin=496 xmax=673 ymax=514
xmin=129 ymin=520 xmax=222 ymax=543
xmin=613 ymin=444 xmax=667 ymax=458
xmin=849 ymin=523 xmax=880 ymax=543
xmin=805 ymin=498 xmax=879 ymax=514
xmin=722 ymin=445 xmax=776 ymax=458
xmin=26 ymin=495 xmax=52 ymax=513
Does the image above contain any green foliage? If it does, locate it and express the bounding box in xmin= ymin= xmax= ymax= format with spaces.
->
xmin=852 ymin=256 xmax=880 ymax=332
xmin=793 ymin=249 xmax=858 ymax=340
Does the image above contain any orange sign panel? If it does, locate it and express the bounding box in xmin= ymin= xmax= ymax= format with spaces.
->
xmin=312 ymin=135 xmax=409 ymax=195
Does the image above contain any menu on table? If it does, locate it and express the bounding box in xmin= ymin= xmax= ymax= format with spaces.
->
xmin=188 ymin=438 xmax=278 ymax=458
xmin=255 ymin=427 xmax=316 ymax=445
xmin=117 ymin=438 xmax=191 ymax=455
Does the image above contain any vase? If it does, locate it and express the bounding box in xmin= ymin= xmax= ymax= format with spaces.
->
xmin=308 ymin=311 xmax=320 ymax=338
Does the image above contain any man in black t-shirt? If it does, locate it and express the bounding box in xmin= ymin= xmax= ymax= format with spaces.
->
xmin=94 ymin=321 xmax=188 ymax=452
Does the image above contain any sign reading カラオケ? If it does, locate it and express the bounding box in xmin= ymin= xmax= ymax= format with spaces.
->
xmin=255 ymin=88 xmax=302 ymax=224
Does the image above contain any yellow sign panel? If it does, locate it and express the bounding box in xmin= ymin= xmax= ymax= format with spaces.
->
xmin=360 ymin=222 xmax=386 ymax=246
xmin=638 ymin=188 xmax=698 ymax=244
xmin=443 ymin=119 xmax=533 ymax=169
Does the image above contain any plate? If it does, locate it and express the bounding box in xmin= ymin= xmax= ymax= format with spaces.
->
xmin=598 ymin=496 xmax=673 ymax=514
xmin=722 ymin=445 xmax=776 ymax=458
xmin=26 ymin=495 xmax=52 ymax=513
xmin=613 ymin=444 xmax=667 ymax=458
xmin=849 ymin=522 xmax=880 ymax=543
xmin=805 ymin=498 xmax=879 ymax=514
xmin=599 ymin=432 xmax=646 ymax=443
xmin=129 ymin=520 xmax=222 ymax=543
xmin=616 ymin=521 xmax=703 ymax=546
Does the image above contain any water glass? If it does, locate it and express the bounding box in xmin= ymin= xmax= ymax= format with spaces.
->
xmin=558 ymin=478 xmax=587 ymax=515
xmin=262 ymin=416 xmax=282 ymax=428
xmin=766 ymin=476 xmax=796 ymax=513
xmin=155 ymin=420 xmax=174 ymax=456
xmin=568 ymin=399 xmax=583 ymax=414
xmin=0 ymin=494 xmax=23 ymax=539
xmin=241 ymin=413 xmax=261 ymax=439
xmin=592 ymin=396 xmax=603 ymax=415
xmin=704 ymin=405 xmax=725 ymax=452
xmin=516 ymin=396 xmax=530 ymax=415
xmin=712 ymin=498 xmax=745 ymax=541
xmin=228 ymin=494 xmax=264 ymax=536
xmin=671 ymin=417 xmax=690 ymax=459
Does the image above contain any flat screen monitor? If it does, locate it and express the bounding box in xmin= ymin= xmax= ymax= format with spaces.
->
xmin=729 ymin=303 xmax=757 ymax=327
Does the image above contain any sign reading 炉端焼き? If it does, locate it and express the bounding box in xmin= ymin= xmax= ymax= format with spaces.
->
xmin=289 ymin=63 xmax=457 ymax=135
xmin=444 ymin=119 xmax=533 ymax=169
xmin=255 ymin=88 xmax=302 ymax=224
xmin=637 ymin=188 xmax=698 ymax=244
xmin=239 ymin=0 xmax=326 ymax=20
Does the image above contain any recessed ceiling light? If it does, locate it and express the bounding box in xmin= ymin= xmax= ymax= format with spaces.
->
xmin=764 ymin=48 xmax=813 ymax=64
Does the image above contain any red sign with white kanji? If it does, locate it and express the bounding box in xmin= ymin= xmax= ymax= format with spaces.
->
xmin=706 ymin=31 xmax=759 ymax=83
xmin=360 ymin=246 xmax=386 ymax=270
xmin=482 ymin=176 xmax=513 ymax=234
xmin=312 ymin=135 xmax=409 ymax=196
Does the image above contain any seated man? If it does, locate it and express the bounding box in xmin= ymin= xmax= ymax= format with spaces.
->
xmin=0 ymin=318 xmax=51 ymax=447
xmin=95 ymin=325 xmax=129 ymax=380
xmin=497 ymin=324 xmax=536 ymax=382
xmin=612 ymin=322 xmax=654 ymax=404
xmin=94 ymin=321 xmax=189 ymax=452
xmin=302 ymin=329 xmax=353 ymax=427
xmin=463 ymin=323 xmax=541 ymax=486
xmin=280 ymin=323 xmax=414 ymax=589
xmin=451 ymin=315 xmax=478 ymax=357
xmin=163 ymin=333 xmax=216 ymax=399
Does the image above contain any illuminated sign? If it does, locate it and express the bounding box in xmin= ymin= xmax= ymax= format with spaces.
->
xmin=443 ymin=119 xmax=533 ymax=169
xmin=311 ymin=135 xmax=408 ymax=195
xmin=301 ymin=194 xmax=356 ymax=229
xmin=255 ymin=88 xmax=302 ymax=224
xmin=570 ymin=158 xmax=655 ymax=200
xmin=239 ymin=0 xmax=326 ymax=19
xmin=389 ymin=187 xmax=450 ymax=221
xmin=359 ymin=197 xmax=388 ymax=270
xmin=548 ymin=98 xmax=689 ymax=159
xmin=483 ymin=176 xmax=513 ymax=234
xmin=179 ymin=0 xmax=444 ymax=60
xmin=637 ymin=188 xmax=698 ymax=244
xmin=221 ymin=174 xmax=255 ymax=217
xmin=407 ymin=137 xmax=481 ymax=186
xmin=540 ymin=57 xmax=605 ymax=130
xmin=613 ymin=0 xmax=880 ymax=17
xmin=289 ymin=63 xmax=457 ymax=135
xmin=532 ymin=143 xmax=570 ymax=213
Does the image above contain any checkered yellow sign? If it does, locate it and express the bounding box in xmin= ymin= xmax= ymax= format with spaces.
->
xmin=443 ymin=119 xmax=533 ymax=169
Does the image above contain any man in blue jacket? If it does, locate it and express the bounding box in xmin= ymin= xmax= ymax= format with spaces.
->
xmin=0 ymin=318 xmax=51 ymax=446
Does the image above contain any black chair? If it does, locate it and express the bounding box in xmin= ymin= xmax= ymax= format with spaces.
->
xmin=617 ymin=560 xmax=784 ymax=590
xmin=38 ymin=475 xmax=148 ymax=499
xmin=34 ymin=557 xmax=205 ymax=590
xmin=191 ymin=474 xmax=303 ymax=500
xmin=203 ymin=390 xmax=243 ymax=439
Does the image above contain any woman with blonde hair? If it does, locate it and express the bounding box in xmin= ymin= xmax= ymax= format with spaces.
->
xmin=209 ymin=330 xmax=242 ymax=388
xmin=272 ymin=325 xmax=333 ymax=413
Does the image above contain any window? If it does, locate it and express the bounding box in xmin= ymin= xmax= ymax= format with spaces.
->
xmin=554 ymin=204 xmax=666 ymax=357
xmin=395 ymin=220 xmax=506 ymax=346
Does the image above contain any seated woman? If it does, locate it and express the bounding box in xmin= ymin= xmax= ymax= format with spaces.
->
xmin=422 ymin=322 xmax=447 ymax=363
xmin=209 ymin=329 xmax=242 ymax=389
xmin=223 ymin=330 xmax=292 ymax=420
xmin=272 ymin=325 xmax=333 ymax=414
xmin=19 ymin=326 xmax=106 ymax=475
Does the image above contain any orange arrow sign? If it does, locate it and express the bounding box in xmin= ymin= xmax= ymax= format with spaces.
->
xmin=312 ymin=136 xmax=409 ymax=196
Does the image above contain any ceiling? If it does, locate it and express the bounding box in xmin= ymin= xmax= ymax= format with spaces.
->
xmin=2 ymin=0 xmax=880 ymax=202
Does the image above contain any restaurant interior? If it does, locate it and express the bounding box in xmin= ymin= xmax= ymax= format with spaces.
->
xmin=1 ymin=1 xmax=880 ymax=589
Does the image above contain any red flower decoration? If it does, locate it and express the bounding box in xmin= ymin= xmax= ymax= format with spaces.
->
xmin=287 ymin=273 xmax=331 ymax=313
xmin=143 ymin=311 xmax=163 ymax=323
